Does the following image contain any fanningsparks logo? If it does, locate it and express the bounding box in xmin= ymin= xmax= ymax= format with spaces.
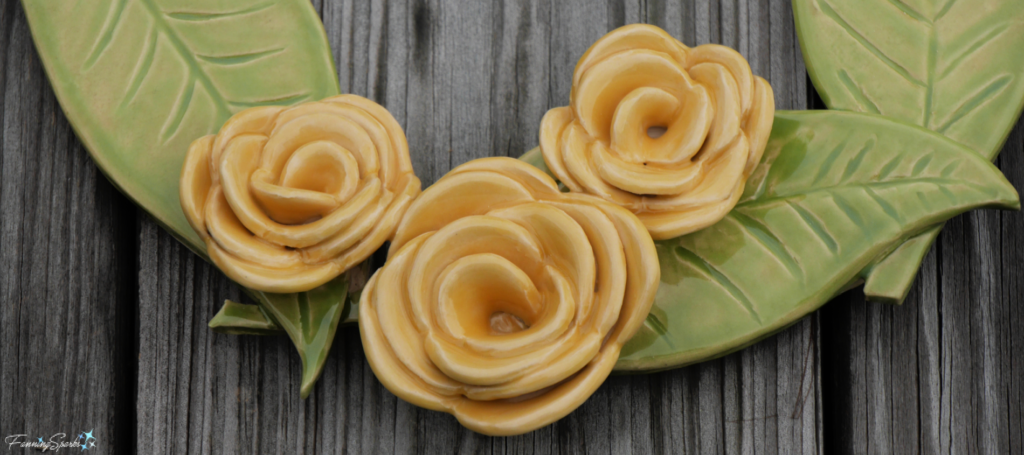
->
xmin=4 ymin=430 xmax=97 ymax=452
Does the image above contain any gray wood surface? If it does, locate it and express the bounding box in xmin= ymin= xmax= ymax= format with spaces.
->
xmin=0 ymin=0 xmax=1019 ymax=453
xmin=820 ymin=113 xmax=1024 ymax=454
xmin=0 ymin=0 xmax=136 ymax=450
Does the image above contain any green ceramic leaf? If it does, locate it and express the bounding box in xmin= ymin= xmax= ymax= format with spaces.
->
xmin=615 ymin=110 xmax=1019 ymax=370
xmin=208 ymin=261 xmax=370 ymax=396
xmin=254 ymin=277 xmax=351 ymax=398
xmin=792 ymin=0 xmax=1024 ymax=303
xmin=209 ymin=299 xmax=282 ymax=335
xmin=23 ymin=0 xmax=348 ymax=395
xmin=23 ymin=0 xmax=339 ymax=252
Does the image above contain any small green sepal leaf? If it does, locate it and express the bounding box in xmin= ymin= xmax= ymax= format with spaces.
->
xmin=254 ymin=276 xmax=351 ymax=399
xmin=209 ymin=300 xmax=283 ymax=335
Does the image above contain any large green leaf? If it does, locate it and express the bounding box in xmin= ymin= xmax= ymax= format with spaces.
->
xmin=23 ymin=0 xmax=339 ymax=252
xmin=616 ymin=110 xmax=1018 ymax=370
xmin=23 ymin=0 xmax=347 ymax=395
xmin=792 ymin=0 xmax=1024 ymax=303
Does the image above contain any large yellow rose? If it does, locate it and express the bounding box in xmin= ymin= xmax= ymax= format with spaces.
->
xmin=179 ymin=95 xmax=421 ymax=293
xmin=540 ymin=24 xmax=775 ymax=239
xmin=358 ymin=157 xmax=659 ymax=436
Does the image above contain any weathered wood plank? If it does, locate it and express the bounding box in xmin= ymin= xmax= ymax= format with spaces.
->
xmin=820 ymin=99 xmax=1024 ymax=454
xmin=132 ymin=0 xmax=823 ymax=453
xmin=0 ymin=1 xmax=136 ymax=452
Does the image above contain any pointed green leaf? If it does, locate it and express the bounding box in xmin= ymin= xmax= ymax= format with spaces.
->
xmin=255 ymin=277 xmax=351 ymax=398
xmin=22 ymin=0 xmax=340 ymax=253
xmin=209 ymin=299 xmax=283 ymax=335
xmin=616 ymin=111 xmax=1018 ymax=370
xmin=792 ymin=0 xmax=1024 ymax=303
xmin=794 ymin=0 xmax=1024 ymax=159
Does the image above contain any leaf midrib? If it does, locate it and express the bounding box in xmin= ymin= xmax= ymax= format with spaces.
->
xmin=138 ymin=0 xmax=233 ymax=122
xmin=739 ymin=176 xmax=993 ymax=209
xmin=817 ymin=0 xmax=991 ymax=135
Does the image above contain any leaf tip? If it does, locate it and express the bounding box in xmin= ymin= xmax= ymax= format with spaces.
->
xmin=994 ymin=179 xmax=1021 ymax=211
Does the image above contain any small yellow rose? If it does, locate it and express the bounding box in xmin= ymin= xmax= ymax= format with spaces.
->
xmin=540 ymin=24 xmax=775 ymax=239
xmin=179 ymin=95 xmax=421 ymax=293
xmin=358 ymin=157 xmax=659 ymax=436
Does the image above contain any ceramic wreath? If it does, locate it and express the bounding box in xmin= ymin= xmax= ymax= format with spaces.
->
xmin=25 ymin=0 xmax=1024 ymax=438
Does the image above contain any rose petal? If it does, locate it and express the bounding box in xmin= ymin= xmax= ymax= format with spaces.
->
xmin=573 ymin=23 xmax=688 ymax=90
xmin=538 ymin=107 xmax=583 ymax=192
xmin=573 ymin=50 xmax=694 ymax=143
xmin=206 ymin=241 xmax=340 ymax=293
xmin=686 ymin=44 xmax=754 ymax=115
xmin=689 ymin=62 xmax=743 ymax=163
xmin=593 ymin=140 xmax=704 ymax=195
xmin=180 ymin=135 xmax=215 ymax=239
xmin=205 ymin=187 xmax=303 ymax=268
xmin=743 ymin=77 xmax=775 ymax=175
xmin=391 ymin=172 xmax=536 ymax=253
xmin=360 ymin=272 xmax=454 ymax=411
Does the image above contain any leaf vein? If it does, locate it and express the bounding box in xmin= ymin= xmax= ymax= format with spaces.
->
xmin=935 ymin=0 xmax=958 ymax=21
xmin=730 ymin=212 xmax=804 ymax=281
xmin=673 ymin=246 xmax=762 ymax=325
xmin=831 ymin=193 xmax=870 ymax=235
xmin=787 ymin=200 xmax=840 ymax=254
xmin=887 ymin=0 xmax=930 ymax=24
xmin=161 ymin=77 xmax=196 ymax=142
xmin=229 ymin=92 xmax=313 ymax=109
xmin=197 ymin=47 xmax=286 ymax=66
xmin=165 ymin=3 xmax=274 ymax=22
xmin=139 ymin=0 xmax=233 ymax=121
xmin=938 ymin=23 xmax=1011 ymax=79
xmin=84 ymin=0 xmax=129 ymax=70
xmin=865 ymin=187 xmax=904 ymax=225
xmin=816 ymin=0 xmax=927 ymax=87
xmin=838 ymin=70 xmax=882 ymax=114
xmin=812 ymin=138 xmax=849 ymax=186
xmin=841 ymin=138 xmax=876 ymax=183
xmin=738 ymin=177 xmax=975 ymax=209
xmin=936 ymin=74 xmax=1014 ymax=134
xmin=877 ymin=154 xmax=904 ymax=180
xmin=121 ymin=29 xmax=159 ymax=109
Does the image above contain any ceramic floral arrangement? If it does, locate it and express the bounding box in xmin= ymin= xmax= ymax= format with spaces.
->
xmin=22 ymin=0 xmax=1024 ymax=436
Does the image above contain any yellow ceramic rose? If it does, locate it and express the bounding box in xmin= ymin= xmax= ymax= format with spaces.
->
xmin=179 ymin=95 xmax=421 ymax=293
xmin=358 ymin=157 xmax=659 ymax=436
xmin=540 ymin=24 xmax=775 ymax=239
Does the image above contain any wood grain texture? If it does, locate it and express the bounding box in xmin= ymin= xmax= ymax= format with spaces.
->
xmin=0 ymin=1 xmax=136 ymax=451
xmin=821 ymin=114 xmax=1024 ymax=455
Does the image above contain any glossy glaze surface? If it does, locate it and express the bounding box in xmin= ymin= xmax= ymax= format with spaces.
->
xmin=616 ymin=110 xmax=1018 ymax=369
xmin=180 ymin=95 xmax=421 ymax=293
xmin=359 ymin=157 xmax=659 ymax=435
xmin=540 ymin=24 xmax=775 ymax=239
xmin=22 ymin=0 xmax=340 ymax=254
xmin=793 ymin=0 xmax=1024 ymax=303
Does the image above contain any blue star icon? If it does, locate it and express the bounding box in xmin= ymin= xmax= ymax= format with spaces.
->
xmin=37 ymin=437 xmax=44 ymax=443
xmin=81 ymin=429 xmax=95 ymax=451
